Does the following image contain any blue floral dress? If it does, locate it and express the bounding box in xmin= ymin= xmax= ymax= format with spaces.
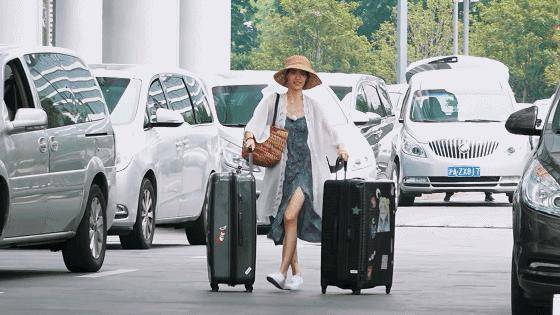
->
xmin=267 ymin=116 xmax=322 ymax=245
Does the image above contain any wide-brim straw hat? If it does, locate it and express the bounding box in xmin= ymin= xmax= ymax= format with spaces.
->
xmin=273 ymin=55 xmax=322 ymax=90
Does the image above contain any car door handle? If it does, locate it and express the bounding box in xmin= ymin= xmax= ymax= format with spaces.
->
xmin=49 ymin=136 xmax=59 ymax=152
xmin=38 ymin=137 xmax=48 ymax=153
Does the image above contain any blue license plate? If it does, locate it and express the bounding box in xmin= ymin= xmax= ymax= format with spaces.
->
xmin=447 ymin=166 xmax=480 ymax=177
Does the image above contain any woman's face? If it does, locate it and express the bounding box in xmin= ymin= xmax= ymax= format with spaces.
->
xmin=285 ymin=69 xmax=309 ymax=91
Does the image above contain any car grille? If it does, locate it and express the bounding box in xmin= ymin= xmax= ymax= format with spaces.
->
xmin=429 ymin=139 xmax=499 ymax=159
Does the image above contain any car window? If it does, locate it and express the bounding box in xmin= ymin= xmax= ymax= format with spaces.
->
xmin=161 ymin=76 xmax=195 ymax=124
xmin=146 ymin=79 xmax=167 ymax=124
xmin=57 ymin=54 xmax=106 ymax=122
xmin=212 ymin=84 xmax=267 ymax=126
xmin=364 ymin=84 xmax=387 ymax=117
xmin=355 ymin=85 xmax=368 ymax=113
xmin=3 ymin=58 xmax=34 ymax=121
xmin=400 ymin=87 xmax=411 ymax=120
xmin=378 ymin=84 xmax=393 ymax=115
xmin=25 ymin=53 xmax=81 ymax=128
xmin=410 ymin=89 xmax=513 ymax=122
xmin=330 ymin=85 xmax=352 ymax=101
xmin=97 ymin=77 xmax=141 ymax=125
xmin=184 ymin=75 xmax=212 ymax=124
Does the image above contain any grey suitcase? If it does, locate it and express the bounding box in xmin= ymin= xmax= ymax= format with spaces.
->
xmin=206 ymin=165 xmax=257 ymax=292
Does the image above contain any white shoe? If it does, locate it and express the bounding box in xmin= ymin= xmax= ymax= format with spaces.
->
xmin=266 ymin=272 xmax=286 ymax=290
xmin=285 ymin=274 xmax=303 ymax=290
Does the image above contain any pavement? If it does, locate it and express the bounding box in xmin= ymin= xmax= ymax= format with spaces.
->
xmin=0 ymin=192 xmax=516 ymax=314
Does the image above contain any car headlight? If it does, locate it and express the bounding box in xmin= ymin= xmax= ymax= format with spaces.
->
xmin=222 ymin=142 xmax=261 ymax=173
xmin=116 ymin=151 xmax=134 ymax=172
xmin=402 ymin=132 xmax=427 ymax=158
xmin=522 ymin=160 xmax=560 ymax=216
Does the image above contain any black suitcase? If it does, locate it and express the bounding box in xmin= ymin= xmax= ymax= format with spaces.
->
xmin=206 ymin=163 xmax=257 ymax=292
xmin=321 ymin=159 xmax=396 ymax=295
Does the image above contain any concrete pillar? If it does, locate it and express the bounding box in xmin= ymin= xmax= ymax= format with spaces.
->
xmin=0 ymin=0 xmax=43 ymax=46
xmin=103 ymin=0 xmax=180 ymax=67
xmin=396 ymin=0 xmax=408 ymax=84
xmin=55 ymin=0 xmax=103 ymax=63
xmin=179 ymin=0 xmax=231 ymax=75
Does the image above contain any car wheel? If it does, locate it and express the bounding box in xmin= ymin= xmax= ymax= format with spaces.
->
xmin=185 ymin=184 xmax=209 ymax=245
xmin=511 ymin=255 xmax=535 ymax=315
xmin=508 ymin=193 xmax=514 ymax=204
xmin=62 ymin=184 xmax=106 ymax=272
xmin=398 ymin=193 xmax=415 ymax=207
xmin=120 ymin=178 xmax=156 ymax=249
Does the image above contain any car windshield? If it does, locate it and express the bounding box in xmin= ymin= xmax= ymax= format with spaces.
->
xmin=213 ymin=83 xmax=349 ymax=127
xmin=212 ymin=84 xmax=267 ymax=126
xmin=409 ymin=89 xmax=513 ymax=123
xmin=330 ymin=85 xmax=352 ymax=101
xmin=96 ymin=77 xmax=141 ymax=125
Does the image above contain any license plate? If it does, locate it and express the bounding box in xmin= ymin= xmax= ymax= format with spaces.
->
xmin=447 ymin=166 xmax=480 ymax=177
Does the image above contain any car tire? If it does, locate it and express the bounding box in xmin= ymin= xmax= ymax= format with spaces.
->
xmin=511 ymin=256 xmax=535 ymax=315
xmin=185 ymin=184 xmax=209 ymax=246
xmin=62 ymin=184 xmax=106 ymax=272
xmin=508 ymin=193 xmax=514 ymax=204
xmin=391 ymin=161 xmax=401 ymax=205
xmin=120 ymin=178 xmax=156 ymax=249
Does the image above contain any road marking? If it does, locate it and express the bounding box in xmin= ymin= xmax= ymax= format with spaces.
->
xmin=76 ymin=269 xmax=137 ymax=278
xmin=0 ymin=292 xmax=4 ymax=294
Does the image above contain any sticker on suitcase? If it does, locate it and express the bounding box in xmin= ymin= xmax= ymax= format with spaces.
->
xmin=367 ymin=265 xmax=374 ymax=280
xmin=381 ymin=255 xmax=389 ymax=270
xmin=216 ymin=225 xmax=227 ymax=244
xmin=245 ymin=267 xmax=252 ymax=275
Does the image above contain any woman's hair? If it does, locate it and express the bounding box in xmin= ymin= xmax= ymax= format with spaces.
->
xmin=284 ymin=68 xmax=310 ymax=86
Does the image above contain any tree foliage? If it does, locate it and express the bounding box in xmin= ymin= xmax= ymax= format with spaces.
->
xmin=370 ymin=0 xmax=455 ymax=83
xmin=347 ymin=0 xmax=396 ymax=40
xmin=245 ymin=0 xmax=375 ymax=73
xmin=471 ymin=0 xmax=559 ymax=101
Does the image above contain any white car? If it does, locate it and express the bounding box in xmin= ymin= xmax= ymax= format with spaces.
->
xmin=203 ymin=70 xmax=377 ymax=225
xmin=396 ymin=67 xmax=531 ymax=205
xmin=319 ymin=72 xmax=399 ymax=180
xmin=386 ymin=83 xmax=408 ymax=113
xmin=92 ymin=64 xmax=220 ymax=247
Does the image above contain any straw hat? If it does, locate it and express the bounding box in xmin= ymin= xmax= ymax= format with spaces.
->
xmin=273 ymin=55 xmax=322 ymax=90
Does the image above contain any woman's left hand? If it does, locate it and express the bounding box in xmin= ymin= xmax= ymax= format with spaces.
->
xmin=337 ymin=146 xmax=349 ymax=162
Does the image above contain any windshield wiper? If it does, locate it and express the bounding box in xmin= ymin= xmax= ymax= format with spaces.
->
xmin=462 ymin=119 xmax=501 ymax=123
xmin=223 ymin=123 xmax=246 ymax=127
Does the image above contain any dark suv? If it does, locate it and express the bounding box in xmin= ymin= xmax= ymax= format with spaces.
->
xmin=506 ymin=83 xmax=560 ymax=313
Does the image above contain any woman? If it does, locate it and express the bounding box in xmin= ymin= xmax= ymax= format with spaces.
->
xmin=244 ymin=55 xmax=348 ymax=290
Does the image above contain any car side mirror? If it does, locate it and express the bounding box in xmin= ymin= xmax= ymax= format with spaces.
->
xmin=152 ymin=108 xmax=184 ymax=127
xmin=7 ymin=108 xmax=47 ymax=134
xmin=505 ymin=106 xmax=541 ymax=136
xmin=366 ymin=112 xmax=382 ymax=125
xmin=352 ymin=110 xmax=369 ymax=126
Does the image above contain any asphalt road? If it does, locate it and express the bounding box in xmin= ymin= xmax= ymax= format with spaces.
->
xmin=0 ymin=192 xmax=515 ymax=314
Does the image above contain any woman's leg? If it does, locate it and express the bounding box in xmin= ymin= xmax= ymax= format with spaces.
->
xmin=279 ymin=187 xmax=305 ymax=275
xmin=290 ymin=246 xmax=300 ymax=275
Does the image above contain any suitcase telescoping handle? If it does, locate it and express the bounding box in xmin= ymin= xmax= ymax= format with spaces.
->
xmin=326 ymin=156 xmax=347 ymax=180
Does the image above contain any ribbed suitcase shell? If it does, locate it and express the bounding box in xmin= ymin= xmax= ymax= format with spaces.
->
xmin=206 ymin=171 xmax=256 ymax=292
xmin=321 ymin=179 xmax=396 ymax=295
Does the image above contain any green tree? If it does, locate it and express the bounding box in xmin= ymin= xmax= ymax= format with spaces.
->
xmin=347 ymin=0 xmax=396 ymax=40
xmin=370 ymin=0 xmax=455 ymax=83
xmin=544 ymin=32 xmax=560 ymax=89
xmin=471 ymin=0 xmax=559 ymax=102
xmin=231 ymin=0 xmax=258 ymax=69
xmin=246 ymin=0 xmax=375 ymax=73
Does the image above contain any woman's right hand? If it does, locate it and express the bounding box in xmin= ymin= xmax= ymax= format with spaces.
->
xmin=244 ymin=138 xmax=256 ymax=151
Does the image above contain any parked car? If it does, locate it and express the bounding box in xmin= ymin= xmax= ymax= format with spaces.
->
xmin=507 ymin=83 xmax=560 ymax=314
xmin=92 ymin=64 xmax=220 ymax=247
xmin=395 ymin=68 xmax=531 ymax=206
xmin=319 ymin=72 xmax=399 ymax=180
xmin=203 ymin=70 xmax=377 ymax=225
xmin=0 ymin=46 xmax=116 ymax=272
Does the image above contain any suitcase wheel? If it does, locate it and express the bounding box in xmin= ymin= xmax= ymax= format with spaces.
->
xmin=210 ymin=283 xmax=219 ymax=292
xmin=352 ymin=289 xmax=361 ymax=295
xmin=321 ymin=286 xmax=327 ymax=294
xmin=385 ymin=285 xmax=391 ymax=294
xmin=245 ymin=284 xmax=253 ymax=293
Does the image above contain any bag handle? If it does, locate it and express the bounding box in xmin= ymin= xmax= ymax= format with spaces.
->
xmin=271 ymin=93 xmax=280 ymax=127
xmin=326 ymin=156 xmax=347 ymax=180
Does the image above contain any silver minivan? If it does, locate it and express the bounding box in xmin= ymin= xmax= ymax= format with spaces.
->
xmin=0 ymin=46 xmax=116 ymax=272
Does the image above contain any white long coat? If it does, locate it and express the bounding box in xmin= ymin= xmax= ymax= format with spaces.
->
xmin=245 ymin=92 xmax=344 ymax=221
